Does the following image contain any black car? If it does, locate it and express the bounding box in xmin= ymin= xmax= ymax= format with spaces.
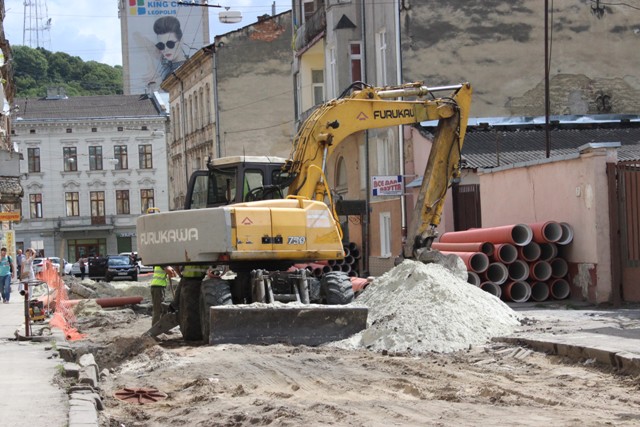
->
xmin=97 ymin=255 xmax=139 ymax=282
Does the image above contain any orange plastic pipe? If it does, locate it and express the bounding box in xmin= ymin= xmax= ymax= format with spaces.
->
xmin=432 ymin=241 xmax=495 ymax=257
xmin=438 ymin=251 xmax=489 ymax=273
xmin=439 ymin=224 xmax=533 ymax=246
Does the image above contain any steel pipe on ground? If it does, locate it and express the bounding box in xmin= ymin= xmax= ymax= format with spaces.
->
xmin=550 ymin=258 xmax=569 ymax=279
xmin=440 ymin=224 xmax=533 ymax=246
xmin=550 ymin=278 xmax=571 ymax=299
xmin=432 ymin=242 xmax=495 ymax=257
xmin=518 ymin=242 xmax=541 ymax=262
xmin=502 ymin=281 xmax=532 ymax=303
xmin=480 ymin=281 xmax=502 ymax=298
xmin=482 ymin=262 xmax=509 ymax=285
xmin=529 ymin=221 xmax=563 ymax=243
xmin=529 ymin=260 xmax=552 ymax=281
xmin=507 ymin=259 xmax=530 ymax=282
xmin=492 ymin=243 xmax=518 ymax=264
xmin=439 ymin=251 xmax=490 ymax=273
xmin=538 ymin=242 xmax=558 ymax=262
xmin=529 ymin=281 xmax=550 ymax=302
xmin=557 ymin=222 xmax=574 ymax=245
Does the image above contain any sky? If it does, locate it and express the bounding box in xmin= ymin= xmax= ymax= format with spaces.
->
xmin=3 ymin=0 xmax=291 ymax=66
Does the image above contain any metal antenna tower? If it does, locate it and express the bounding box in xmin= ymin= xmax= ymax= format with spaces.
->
xmin=22 ymin=0 xmax=51 ymax=49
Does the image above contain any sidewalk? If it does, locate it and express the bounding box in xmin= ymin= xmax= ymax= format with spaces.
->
xmin=0 ymin=282 xmax=67 ymax=427
xmin=503 ymin=304 xmax=640 ymax=374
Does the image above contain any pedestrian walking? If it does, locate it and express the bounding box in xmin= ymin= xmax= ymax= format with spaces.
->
xmin=150 ymin=265 xmax=178 ymax=326
xmin=16 ymin=249 xmax=24 ymax=279
xmin=0 ymin=247 xmax=13 ymax=303
xmin=24 ymin=248 xmax=35 ymax=281
xmin=79 ymin=257 xmax=87 ymax=280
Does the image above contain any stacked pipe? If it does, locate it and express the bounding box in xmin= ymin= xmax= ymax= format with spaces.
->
xmin=435 ymin=221 xmax=574 ymax=302
xmin=327 ymin=242 xmax=361 ymax=277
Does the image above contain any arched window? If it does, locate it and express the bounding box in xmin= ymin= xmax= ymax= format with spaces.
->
xmin=335 ymin=156 xmax=348 ymax=195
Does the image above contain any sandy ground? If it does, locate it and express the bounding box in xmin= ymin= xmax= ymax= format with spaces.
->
xmin=66 ymin=277 xmax=640 ymax=427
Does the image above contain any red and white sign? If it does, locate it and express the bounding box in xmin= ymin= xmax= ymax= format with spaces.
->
xmin=372 ymin=175 xmax=403 ymax=196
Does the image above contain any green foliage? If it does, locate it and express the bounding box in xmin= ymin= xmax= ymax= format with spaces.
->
xmin=12 ymin=45 xmax=123 ymax=98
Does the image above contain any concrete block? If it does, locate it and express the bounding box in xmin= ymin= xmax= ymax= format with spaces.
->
xmin=78 ymin=365 xmax=98 ymax=388
xmin=57 ymin=344 xmax=75 ymax=362
xmin=64 ymin=362 xmax=81 ymax=379
xmin=71 ymin=391 xmax=104 ymax=411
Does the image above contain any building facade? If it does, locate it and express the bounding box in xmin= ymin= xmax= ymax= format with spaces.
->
xmin=162 ymin=11 xmax=294 ymax=211
xmin=11 ymin=92 xmax=169 ymax=261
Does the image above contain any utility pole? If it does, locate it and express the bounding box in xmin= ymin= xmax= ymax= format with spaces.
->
xmin=544 ymin=0 xmax=551 ymax=158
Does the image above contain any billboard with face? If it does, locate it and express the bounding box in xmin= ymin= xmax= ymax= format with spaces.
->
xmin=123 ymin=1 xmax=209 ymax=94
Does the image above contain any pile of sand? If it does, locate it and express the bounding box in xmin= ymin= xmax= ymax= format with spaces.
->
xmin=333 ymin=260 xmax=522 ymax=354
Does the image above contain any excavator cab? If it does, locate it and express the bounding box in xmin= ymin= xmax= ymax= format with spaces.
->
xmin=184 ymin=156 xmax=288 ymax=209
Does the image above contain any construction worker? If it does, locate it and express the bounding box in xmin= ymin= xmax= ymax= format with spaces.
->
xmin=150 ymin=265 xmax=178 ymax=326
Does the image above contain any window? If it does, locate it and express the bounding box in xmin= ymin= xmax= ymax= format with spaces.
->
xmin=194 ymin=92 xmax=199 ymax=129
xmin=66 ymin=128 xmax=72 ymax=133
xmin=139 ymin=144 xmax=153 ymax=169
xmin=350 ymin=42 xmax=363 ymax=83
xmin=335 ymin=157 xmax=348 ymax=194
xmin=91 ymin=127 xmax=97 ymax=133
xmin=117 ymin=127 xmax=123 ymax=132
xmin=90 ymin=191 xmax=106 ymax=220
xmin=63 ymin=147 xmax=78 ymax=172
xmin=380 ymin=212 xmax=391 ymax=257
xmin=89 ymin=146 xmax=103 ymax=171
xmin=30 ymin=129 xmax=36 ymax=134
xmin=329 ymin=46 xmax=337 ymax=98
xmin=29 ymin=194 xmax=43 ymax=219
xmin=376 ymin=30 xmax=388 ymax=86
xmin=114 ymin=145 xmax=128 ymax=170
xmin=27 ymin=148 xmax=40 ymax=173
xmin=376 ymin=136 xmax=390 ymax=175
xmin=302 ymin=0 xmax=314 ymax=22
xmin=116 ymin=190 xmax=130 ymax=215
xmin=295 ymin=72 xmax=302 ymax=117
xmin=141 ymin=189 xmax=155 ymax=213
xmin=65 ymin=192 xmax=80 ymax=217
xmin=312 ymin=69 xmax=325 ymax=106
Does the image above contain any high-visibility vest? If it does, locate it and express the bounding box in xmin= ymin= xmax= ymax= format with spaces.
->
xmin=181 ymin=264 xmax=208 ymax=278
xmin=150 ymin=266 xmax=169 ymax=287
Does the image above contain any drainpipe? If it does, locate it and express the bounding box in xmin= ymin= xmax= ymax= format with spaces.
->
xmin=361 ymin=0 xmax=370 ymax=275
xmin=395 ymin=0 xmax=406 ymax=246
xmin=172 ymin=72 xmax=189 ymax=200
xmin=212 ymin=41 xmax=222 ymax=158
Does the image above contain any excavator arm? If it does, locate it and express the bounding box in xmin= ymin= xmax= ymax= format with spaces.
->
xmin=282 ymin=82 xmax=472 ymax=256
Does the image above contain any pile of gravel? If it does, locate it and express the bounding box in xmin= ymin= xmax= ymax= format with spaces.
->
xmin=333 ymin=260 xmax=522 ymax=354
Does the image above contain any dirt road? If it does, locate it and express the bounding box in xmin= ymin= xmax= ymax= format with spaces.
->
xmin=72 ymin=306 xmax=640 ymax=427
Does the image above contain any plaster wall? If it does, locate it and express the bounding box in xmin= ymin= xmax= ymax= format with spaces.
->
xmin=478 ymin=147 xmax=617 ymax=303
xmin=402 ymin=1 xmax=640 ymax=117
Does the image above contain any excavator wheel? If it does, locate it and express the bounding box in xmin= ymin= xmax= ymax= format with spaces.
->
xmin=308 ymin=277 xmax=322 ymax=303
xmin=178 ymin=277 xmax=203 ymax=341
xmin=200 ymin=278 xmax=233 ymax=344
xmin=320 ymin=272 xmax=354 ymax=305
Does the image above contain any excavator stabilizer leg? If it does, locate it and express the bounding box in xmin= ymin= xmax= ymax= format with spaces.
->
xmin=142 ymin=312 xmax=179 ymax=338
xmin=205 ymin=305 xmax=368 ymax=346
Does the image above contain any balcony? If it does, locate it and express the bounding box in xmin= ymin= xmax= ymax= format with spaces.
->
xmin=294 ymin=8 xmax=326 ymax=52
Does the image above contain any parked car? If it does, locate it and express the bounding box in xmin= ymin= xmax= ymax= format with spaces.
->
xmin=104 ymin=255 xmax=139 ymax=281
xmin=33 ymin=257 xmax=73 ymax=275
xmin=119 ymin=252 xmax=153 ymax=273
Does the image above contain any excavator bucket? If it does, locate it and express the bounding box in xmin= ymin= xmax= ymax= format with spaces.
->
xmin=205 ymin=305 xmax=368 ymax=346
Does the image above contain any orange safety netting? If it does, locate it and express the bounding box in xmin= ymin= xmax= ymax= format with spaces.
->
xmin=37 ymin=260 xmax=86 ymax=341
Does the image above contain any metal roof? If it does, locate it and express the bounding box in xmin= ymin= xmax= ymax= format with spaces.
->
xmin=420 ymin=116 xmax=640 ymax=169
xmin=13 ymin=94 xmax=166 ymax=121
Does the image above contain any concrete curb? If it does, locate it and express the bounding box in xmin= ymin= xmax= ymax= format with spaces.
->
xmin=499 ymin=336 xmax=640 ymax=375
xmin=59 ymin=342 xmax=103 ymax=427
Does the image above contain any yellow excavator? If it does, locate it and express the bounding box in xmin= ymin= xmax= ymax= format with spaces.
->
xmin=137 ymin=81 xmax=472 ymax=345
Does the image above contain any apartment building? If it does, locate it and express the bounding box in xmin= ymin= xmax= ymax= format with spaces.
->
xmin=11 ymin=91 xmax=169 ymax=261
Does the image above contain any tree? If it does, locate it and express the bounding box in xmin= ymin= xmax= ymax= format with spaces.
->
xmin=11 ymin=45 xmax=123 ymax=97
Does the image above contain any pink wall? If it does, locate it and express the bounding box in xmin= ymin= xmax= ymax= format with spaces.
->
xmin=479 ymin=145 xmax=618 ymax=303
